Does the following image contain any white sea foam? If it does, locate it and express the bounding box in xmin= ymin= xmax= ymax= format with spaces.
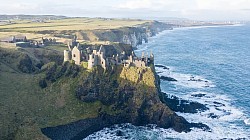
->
xmin=155 ymin=64 xmax=249 ymax=139
xmin=149 ymin=30 xmax=172 ymax=39
xmin=172 ymin=24 xmax=245 ymax=31
xmin=135 ymin=44 xmax=149 ymax=52
xmin=134 ymin=29 xmax=170 ymax=51
xmin=84 ymin=123 xmax=249 ymax=140
xmin=244 ymin=119 xmax=250 ymax=125
xmin=164 ymin=91 xmax=244 ymax=121
xmin=156 ymin=64 xmax=243 ymax=121
xmin=156 ymin=64 xmax=244 ymax=122
xmin=174 ymin=112 xmax=248 ymax=139
xmin=155 ymin=66 xmax=215 ymax=88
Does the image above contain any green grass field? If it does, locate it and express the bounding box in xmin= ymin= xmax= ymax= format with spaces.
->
xmin=0 ymin=17 xmax=150 ymax=46
xmin=0 ymin=18 xmax=149 ymax=32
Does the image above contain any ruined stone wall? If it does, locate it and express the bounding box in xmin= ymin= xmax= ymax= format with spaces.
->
xmin=72 ymin=47 xmax=81 ymax=65
xmin=133 ymin=60 xmax=146 ymax=67
xmin=64 ymin=50 xmax=71 ymax=62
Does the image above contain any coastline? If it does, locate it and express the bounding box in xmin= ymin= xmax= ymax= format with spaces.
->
xmin=135 ymin=24 xmax=250 ymax=139
xmin=41 ymin=22 xmax=244 ymax=140
xmin=41 ymin=22 xmax=216 ymax=140
xmin=171 ymin=23 xmax=244 ymax=30
xmin=134 ymin=23 xmax=242 ymax=51
xmin=41 ymin=92 xmax=210 ymax=140
xmin=1 ymin=14 xmax=249 ymax=140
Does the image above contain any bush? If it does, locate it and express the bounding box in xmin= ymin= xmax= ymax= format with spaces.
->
xmin=39 ymin=79 xmax=47 ymax=88
xmin=17 ymin=54 xmax=36 ymax=73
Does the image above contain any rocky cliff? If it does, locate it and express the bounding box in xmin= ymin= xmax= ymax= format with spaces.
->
xmin=41 ymin=63 xmax=208 ymax=140
xmin=76 ymin=21 xmax=173 ymax=48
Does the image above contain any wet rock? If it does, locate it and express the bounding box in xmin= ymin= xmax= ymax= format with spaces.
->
xmin=155 ymin=64 xmax=169 ymax=70
xmin=208 ymin=113 xmax=219 ymax=119
xmin=116 ymin=130 xmax=123 ymax=136
xmin=159 ymin=92 xmax=209 ymax=113
xmin=188 ymin=77 xmax=203 ymax=82
xmin=160 ymin=76 xmax=177 ymax=81
xmin=191 ymin=93 xmax=206 ymax=97
xmin=41 ymin=114 xmax=127 ymax=140
xmin=213 ymin=101 xmax=225 ymax=107
xmin=157 ymin=71 xmax=163 ymax=74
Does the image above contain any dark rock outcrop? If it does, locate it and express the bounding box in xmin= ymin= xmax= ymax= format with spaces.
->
xmin=42 ymin=114 xmax=127 ymax=140
xmin=159 ymin=92 xmax=209 ymax=113
xmin=155 ymin=64 xmax=170 ymax=70
xmin=160 ymin=76 xmax=177 ymax=81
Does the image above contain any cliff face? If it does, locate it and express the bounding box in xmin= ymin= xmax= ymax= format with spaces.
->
xmin=75 ymin=66 xmax=208 ymax=131
xmin=41 ymin=64 xmax=208 ymax=140
xmin=76 ymin=21 xmax=173 ymax=48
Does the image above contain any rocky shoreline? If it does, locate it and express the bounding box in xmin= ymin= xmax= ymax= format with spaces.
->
xmin=41 ymin=66 xmax=210 ymax=140
xmin=41 ymin=90 xmax=210 ymax=140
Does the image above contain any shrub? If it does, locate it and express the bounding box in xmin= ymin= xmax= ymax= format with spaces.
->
xmin=17 ymin=54 xmax=36 ymax=73
xmin=39 ymin=79 xmax=47 ymax=88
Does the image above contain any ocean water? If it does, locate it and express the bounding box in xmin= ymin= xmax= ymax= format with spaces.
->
xmin=85 ymin=24 xmax=250 ymax=139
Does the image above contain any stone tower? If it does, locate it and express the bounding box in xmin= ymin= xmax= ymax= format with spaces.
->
xmin=71 ymin=46 xmax=81 ymax=65
xmin=64 ymin=50 xmax=71 ymax=62
xmin=87 ymin=45 xmax=108 ymax=69
xmin=88 ymin=53 xmax=96 ymax=69
xmin=150 ymin=51 xmax=154 ymax=63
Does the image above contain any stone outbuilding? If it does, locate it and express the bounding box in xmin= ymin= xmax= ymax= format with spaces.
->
xmin=0 ymin=35 xmax=27 ymax=43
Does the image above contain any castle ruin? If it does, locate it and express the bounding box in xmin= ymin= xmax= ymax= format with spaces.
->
xmin=63 ymin=37 xmax=154 ymax=69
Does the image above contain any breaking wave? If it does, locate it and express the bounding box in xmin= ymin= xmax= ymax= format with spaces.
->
xmin=244 ymin=119 xmax=250 ymax=125
xmin=156 ymin=65 xmax=215 ymax=89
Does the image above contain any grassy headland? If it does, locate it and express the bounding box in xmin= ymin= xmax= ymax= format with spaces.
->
xmin=0 ymin=17 xmax=159 ymax=139
xmin=0 ymin=16 xmax=196 ymax=139
xmin=0 ymin=43 xmax=162 ymax=139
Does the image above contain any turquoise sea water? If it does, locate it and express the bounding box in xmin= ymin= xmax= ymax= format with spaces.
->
xmin=85 ymin=24 xmax=250 ymax=139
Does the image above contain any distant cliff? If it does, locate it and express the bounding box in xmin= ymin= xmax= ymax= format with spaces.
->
xmin=75 ymin=21 xmax=173 ymax=48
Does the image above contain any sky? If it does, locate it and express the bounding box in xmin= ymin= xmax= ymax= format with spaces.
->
xmin=0 ymin=0 xmax=249 ymax=21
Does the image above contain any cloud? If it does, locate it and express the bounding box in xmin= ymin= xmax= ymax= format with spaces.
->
xmin=116 ymin=0 xmax=250 ymax=11
xmin=116 ymin=0 xmax=153 ymax=9
xmin=196 ymin=0 xmax=250 ymax=10
xmin=115 ymin=0 xmax=198 ymax=11
xmin=0 ymin=0 xmax=249 ymax=20
xmin=0 ymin=3 xmax=40 ymax=14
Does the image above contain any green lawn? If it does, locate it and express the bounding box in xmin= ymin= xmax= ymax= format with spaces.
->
xmin=44 ymin=44 xmax=68 ymax=52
